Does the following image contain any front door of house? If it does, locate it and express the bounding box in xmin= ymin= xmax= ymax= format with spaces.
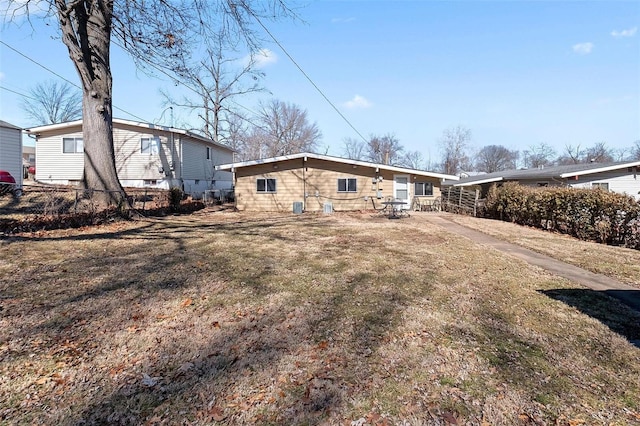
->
xmin=394 ymin=175 xmax=410 ymax=210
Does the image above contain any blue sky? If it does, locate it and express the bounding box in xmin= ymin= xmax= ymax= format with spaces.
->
xmin=1 ymin=1 xmax=639 ymax=163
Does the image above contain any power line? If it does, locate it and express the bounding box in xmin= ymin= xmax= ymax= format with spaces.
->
xmin=0 ymin=85 xmax=37 ymax=101
xmin=249 ymin=13 xmax=369 ymax=144
xmin=0 ymin=40 xmax=150 ymax=123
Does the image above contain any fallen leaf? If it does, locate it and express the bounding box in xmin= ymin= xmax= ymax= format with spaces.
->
xmin=36 ymin=377 xmax=48 ymax=385
xmin=317 ymin=341 xmax=328 ymax=350
xmin=442 ymin=411 xmax=458 ymax=425
xmin=181 ymin=298 xmax=193 ymax=307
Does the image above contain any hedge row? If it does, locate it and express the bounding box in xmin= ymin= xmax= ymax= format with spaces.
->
xmin=483 ymin=183 xmax=640 ymax=249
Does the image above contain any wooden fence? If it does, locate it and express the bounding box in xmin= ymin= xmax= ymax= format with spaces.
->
xmin=441 ymin=187 xmax=482 ymax=216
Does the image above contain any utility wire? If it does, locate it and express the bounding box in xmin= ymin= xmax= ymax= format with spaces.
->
xmin=1 ymin=40 xmax=150 ymax=123
xmin=0 ymin=85 xmax=37 ymax=101
xmin=249 ymin=13 xmax=369 ymax=144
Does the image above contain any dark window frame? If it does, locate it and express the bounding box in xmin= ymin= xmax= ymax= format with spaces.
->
xmin=414 ymin=181 xmax=434 ymax=196
xmin=257 ymin=178 xmax=277 ymax=193
xmin=337 ymin=177 xmax=357 ymax=193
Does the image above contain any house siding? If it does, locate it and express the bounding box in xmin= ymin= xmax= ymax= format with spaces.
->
xmin=35 ymin=129 xmax=84 ymax=182
xmin=233 ymin=157 xmax=443 ymax=212
xmin=31 ymin=120 xmax=234 ymax=194
xmin=0 ymin=122 xmax=23 ymax=187
xmin=568 ymin=170 xmax=640 ymax=200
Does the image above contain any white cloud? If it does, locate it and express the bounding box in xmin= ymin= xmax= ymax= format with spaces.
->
xmin=611 ymin=27 xmax=637 ymax=38
xmin=0 ymin=72 xmax=5 ymax=81
xmin=244 ymin=48 xmax=277 ymax=68
xmin=572 ymin=42 xmax=593 ymax=55
xmin=343 ymin=95 xmax=372 ymax=109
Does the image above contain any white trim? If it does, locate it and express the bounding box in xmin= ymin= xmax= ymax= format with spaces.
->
xmin=216 ymin=152 xmax=459 ymax=181
xmin=559 ymin=161 xmax=640 ymax=178
xmin=454 ymin=176 xmax=503 ymax=186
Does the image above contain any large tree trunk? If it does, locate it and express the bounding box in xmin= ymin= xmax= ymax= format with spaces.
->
xmin=57 ymin=0 xmax=127 ymax=208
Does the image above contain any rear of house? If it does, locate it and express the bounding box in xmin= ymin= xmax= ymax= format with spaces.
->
xmin=0 ymin=120 xmax=23 ymax=190
xmin=217 ymin=153 xmax=457 ymax=212
xmin=27 ymin=119 xmax=234 ymax=197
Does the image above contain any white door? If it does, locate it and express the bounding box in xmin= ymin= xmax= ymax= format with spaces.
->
xmin=394 ymin=175 xmax=410 ymax=209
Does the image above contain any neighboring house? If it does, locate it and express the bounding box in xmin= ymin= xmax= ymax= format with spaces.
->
xmin=23 ymin=145 xmax=35 ymax=178
xmin=0 ymin=120 xmax=23 ymax=189
xmin=216 ymin=152 xmax=459 ymax=212
xmin=26 ymin=118 xmax=234 ymax=196
xmin=448 ymin=161 xmax=640 ymax=200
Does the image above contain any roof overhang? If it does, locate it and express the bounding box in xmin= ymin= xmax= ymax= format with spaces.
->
xmin=216 ymin=152 xmax=459 ymax=181
xmin=25 ymin=118 xmax=234 ymax=152
xmin=453 ymin=176 xmax=504 ymax=186
xmin=558 ymin=161 xmax=640 ymax=178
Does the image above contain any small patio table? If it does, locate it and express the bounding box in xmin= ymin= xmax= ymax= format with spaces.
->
xmin=381 ymin=200 xmax=409 ymax=219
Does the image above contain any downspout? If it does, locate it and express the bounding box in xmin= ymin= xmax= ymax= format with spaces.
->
xmin=302 ymin=156 xmax=307 ymax=211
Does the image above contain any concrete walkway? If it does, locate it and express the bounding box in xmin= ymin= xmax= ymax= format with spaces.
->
xmin=422 ymin=214 xmax=640 ymax=314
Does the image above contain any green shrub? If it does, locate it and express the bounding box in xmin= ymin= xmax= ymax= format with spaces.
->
xmin=484 ymin=183 xmax=640 ymax=249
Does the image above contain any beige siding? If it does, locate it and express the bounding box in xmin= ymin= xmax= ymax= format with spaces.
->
xmin=0 ymin=124 xmax=23 ymax=186
xmin=35 ymin=128 xmax=84 ymax=182
xmin=181 ymin=137 xmax=233 ymax=183
xmin=234 ymin=157 xmax=444 ymax=212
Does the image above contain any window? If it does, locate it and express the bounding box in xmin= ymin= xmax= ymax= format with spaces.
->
xmin=338 ymin=178 xmax=357 ymax=192
xmin=414 ymin=182 xmax=433 ymax=196
xmin=63 ymin=137 xmax=83 ymax=153
xmin=592 ymin=182 xmax=609 ymax=191
xmin=143 ymin=179 xmax=157 ymax=186
xmin=141 ymin=137 xmax=159 ymax=154
xmin=257 ymin=178 xmax=276 ymax=193
xmin=206 ymin=147 xmax=211 ymax=160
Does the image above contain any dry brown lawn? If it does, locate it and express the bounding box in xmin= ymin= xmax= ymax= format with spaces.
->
xmin=446 ymin=214 xmax=640 ymax=288
xmin=1 ymin=210 xmax=639 ymax=425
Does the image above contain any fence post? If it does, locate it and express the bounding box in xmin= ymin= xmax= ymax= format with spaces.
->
xmin=474 ymin=189 xmax=479 ymax=216
xmin=74 ymin=189 xmax=79 ymax=213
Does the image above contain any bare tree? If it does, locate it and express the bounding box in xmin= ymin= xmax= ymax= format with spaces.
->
xmin=399 ymin=150 xmax=425 ymax=170
xmin=162 ymin=33 xmax=267 ymax=145
xmin=4 ymin=1 xmax=293 ymax=206
xmin=524 ymin=142 xmax=556 ymax=168
xmin=365 ymin=134 xmax=403 ymax=165
xmin=438 ymin=125 xmax=471 ymax=175
xmin=21 ymin=80 xmax=82 ymax=124
xmin=584 ymin=141 xmax=614 ymax=163
xmin=631 ymin=140 xmax=640 ymax=161
xmin=246 ymin=99 xmax=321 ymax=157
xmin=556 ymin=144 xmax=583 ymax=165
xmin=474 ymin=145 xmax=518 ymax=173
xmin=342 ymin=137 xmax=366 ymax=160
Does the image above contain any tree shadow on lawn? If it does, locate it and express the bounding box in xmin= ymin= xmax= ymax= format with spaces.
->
xmin=2 ymin=213 xmax=415 ymax=424
xmin=75 ymin=271 xmax=415 ymax=425
xmin=539 ymin=289 xmax=640 ymax=348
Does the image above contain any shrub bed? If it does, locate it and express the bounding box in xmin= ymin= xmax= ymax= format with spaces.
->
xmin=483 ymin=183 xmax=640 ymax=249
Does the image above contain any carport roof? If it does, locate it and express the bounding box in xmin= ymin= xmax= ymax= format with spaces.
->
xmin=451 ymin=161 xmax=640 ymax=186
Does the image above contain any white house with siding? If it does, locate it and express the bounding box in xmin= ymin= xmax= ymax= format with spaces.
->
xmin=0 ymin=120 xmax=23 ymax=189
xmin=26 ymin=118 xmax=234 ymax=196
xmin=450 ymin=161 xmax=640 ymax=200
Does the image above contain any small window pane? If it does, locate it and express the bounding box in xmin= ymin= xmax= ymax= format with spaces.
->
xmin=63 ymin=138 xmax=75 ymax=153
xmin=338 ymin=179 xmax=347 ymax=192
xmin=396 ymin=189 xmax=408 ymax=199
xmin=266 ymin=179 xmax=276 ymax=192
xmin=347 ymin=178 xmax=357 ymax=192
xmin=257 ymin=179 xmax=266 ymax=192
xmin=76 ymin=138 xmax=83 ymax=152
